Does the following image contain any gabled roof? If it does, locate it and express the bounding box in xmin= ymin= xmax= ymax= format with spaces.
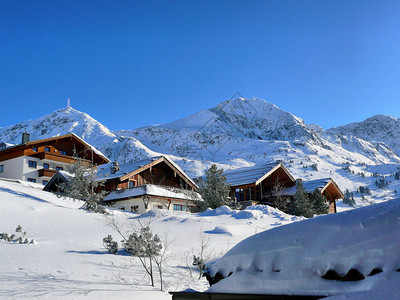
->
xmin=96 ymin=156 xmax=198 ymax=190
xmin=224 ymin=162 xmax=295 ymax=187
xmin=281 ymin=178 xmax=344 ymax=198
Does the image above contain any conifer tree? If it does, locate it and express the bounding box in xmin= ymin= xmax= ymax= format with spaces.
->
xmin=343 ymin=189 xmax=355 ymax=207
xmin=311 ymin=188 xmax=329 ymax=215
xmin=57 ymin=151 xmax=107 ymax=213
xmin=291 ymin=179 xmax=313 ymax=218
xmin=197 ymin=164 xmax=232 ymax=211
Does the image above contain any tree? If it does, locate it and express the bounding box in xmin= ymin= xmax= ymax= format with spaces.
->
xmin=311 ymin=188 xmax=329 ymax=215
xmin=104 ymin=216 xmax=170 ymax=291
xmin=57 ymin=151 xmax=107 ymax=213
xmin=197 ymin=164 xmax=233 ymax=211
xmin=291 ymin=179 xmax=313 ymax=218
xmin=272 ymin=177 xmax=289 ymax=212
xmin=343 ymin=189 xmax=355 ymax=207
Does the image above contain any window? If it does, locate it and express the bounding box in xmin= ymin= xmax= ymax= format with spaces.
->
xmin=131 ymin=205 xmax=139 ymax=213
xmin=43 ymin=163 xmax=49 ymax=169
xmin=27 ymin=178 xmax=36 ymax=183
xmin=28 ymin=160 xmax=37 ymax=168
xmin=56 ymin=166 xmax=63 ymax=171
xmin=118 ymin=207 xmax=125 ymax=211
xmin=45 ymin=147 xmax=50 ymax=152
xmin=0 ymin=165 xmax=3 ymax=173
xmin=129 ymin=180 xmax=136 ymax=188
xmin=157 ymin=205 xmax=163 ymax=209
xmin=42 ymin=180 xmax=48 ymax=185
xmin=60 ymin=150 xmax=67 ymax=155
xmin=173 ymin=204 xmax=186 ymax=211
xmin=33 ymin=146 xmax=38 ymax=152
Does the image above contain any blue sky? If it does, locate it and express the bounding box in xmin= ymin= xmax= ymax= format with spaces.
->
xmin=1 ymin=1 xmax=400 ymax=130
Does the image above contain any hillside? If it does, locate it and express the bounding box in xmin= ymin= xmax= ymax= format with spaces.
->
xmin=0 ymin=179 xmax=302 ymax=299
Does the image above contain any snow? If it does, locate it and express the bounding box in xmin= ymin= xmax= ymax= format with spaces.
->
xmin=223 ymin=162 xmax=281 ymax=186
xmin=103 ymin=184 xmax=202 ymax=202
xmin=281 ymin=178 xmax=332 ymax=195
xmin=0 ymin=179 xmax=302 ymax=299
xmin=206 ymin=198 xmax=400 ymax=297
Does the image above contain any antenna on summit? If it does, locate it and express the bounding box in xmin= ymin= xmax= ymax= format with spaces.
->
xmin=67 ymin=98 xmax=70 ymax=108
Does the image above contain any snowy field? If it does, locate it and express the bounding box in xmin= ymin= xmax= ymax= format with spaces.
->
xmin=0 ymin=180 xmax=302 ymax=299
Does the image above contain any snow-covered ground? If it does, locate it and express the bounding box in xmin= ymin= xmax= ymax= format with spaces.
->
xmin=0 ymin=180 xmax=303 ymax=299
xmin=207 ymin=196 xmax=400 ymax=298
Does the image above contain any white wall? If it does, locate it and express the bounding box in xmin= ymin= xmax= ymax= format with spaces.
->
xmin=108 ymin=197 xmax=194 ymax=214
xmin=0 ymin=156 xmax=25 ymax=181
xmin=0 ymin=156 xmax=71 ymax=185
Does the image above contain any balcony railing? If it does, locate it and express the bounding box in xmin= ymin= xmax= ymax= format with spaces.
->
xmin=38 ymin=168 xmax=57 ymax=178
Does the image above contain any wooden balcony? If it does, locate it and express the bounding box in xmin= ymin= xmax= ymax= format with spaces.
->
xmin=29 ymin=152 xmax=78 ymax=164
xmin=38 ymin=168 xmax=57 ymax=178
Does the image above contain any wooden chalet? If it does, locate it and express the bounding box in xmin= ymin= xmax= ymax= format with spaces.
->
xmin=224 ymin=162 xmax=296 ymax=207
xmin=281 ymin=178 xmax=344 ymax=213
xmin=0 ymin=132 xmax=109 ymax=185
xmin=96 ymin=156 xmax=201 ymax=213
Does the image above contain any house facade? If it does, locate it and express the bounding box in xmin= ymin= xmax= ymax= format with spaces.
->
xmin=97 ymin=156 xmax=201 ymax=213
xmin=224 ymin=162 xmax=343 ymax=213
xmin=0 ymin=133 xmax=109 ymax=185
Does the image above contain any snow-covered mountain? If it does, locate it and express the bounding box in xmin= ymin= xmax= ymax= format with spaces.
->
xmin=0 ymin=107 xmax=160 ymax=164
xmin=328 ymin=114 xmax=400 ymax=155
xmin=1 ymin=98 xmax=400 ymax=206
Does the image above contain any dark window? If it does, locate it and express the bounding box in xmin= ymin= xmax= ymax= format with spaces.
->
xmin=173 ymin=204 xmax=186 ymax=211
xmin=43 ymin=163 xmax=49 ymax=169
xmin=45 ymin=147 xmax=50 ymax=152
xmin=28 ymin=161 xmax=37 ymax=168
xmin=56 ymin=166 xmax=63 ymax=171
xmin=0 ymin=165 xmax=3 ymax=173
xmin=27 ymin=178 xmax=36 ymax=183
xmin=42 ymin=180 xmax=48 ymax=185
xmin=60 ymin=150 xmax=67 ymax=155
xmin=33 ymin=146 xmax=38 ymax=152
xmin=131 ymin=205 xmax=139 ymax=213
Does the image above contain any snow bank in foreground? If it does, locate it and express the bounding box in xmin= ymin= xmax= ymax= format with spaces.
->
xmin=199 ymin=205 xmax=304 ymax=222
xmin=207 ymin=198 xmax=400 ymax=297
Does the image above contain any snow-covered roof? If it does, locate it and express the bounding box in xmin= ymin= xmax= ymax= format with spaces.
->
xmin=97 ymin=157 xmax=161 ymax=180
xmin=103 ymin=184 xmax=202 ymax=202
xmin=281 ymin=178 xmax=332 ymax=195
xmin=206 ymin=198 xmax=400 ymax=296
xmin=224 ymin=162 xmax=293 ymax=186
xmin=96 ymin=155 xmax=198 ymax=188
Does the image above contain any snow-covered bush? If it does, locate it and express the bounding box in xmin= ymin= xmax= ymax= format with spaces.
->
xmin=0 ymin=225 xmax=34 ymax=244
xmin=103 ymin=235 xmax=118 ymax=254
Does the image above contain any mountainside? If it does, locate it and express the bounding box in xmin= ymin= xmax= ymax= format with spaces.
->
xmin=328 ymin=114 xmax=400 ymax=155
xmin=1 ymin=98 xmax=400 ymax=206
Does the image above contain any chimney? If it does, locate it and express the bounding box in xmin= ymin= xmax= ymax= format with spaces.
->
xmin=22 ymin=132 xmax=30 ymax=144
xmin=110 ymin=162 xmax=120 ymax=174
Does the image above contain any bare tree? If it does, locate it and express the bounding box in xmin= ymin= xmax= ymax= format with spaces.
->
xmin=104 ymin=215 xmax=170 ymax=291
xmin=272 ymin=177 xmax=288 ymax=212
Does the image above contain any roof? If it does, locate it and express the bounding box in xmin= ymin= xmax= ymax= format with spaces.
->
xmin=103 ymin=184 xmax=202 ymax=202
xmin=96 ymin=156 xmax=198 ymax=189
xmin=223 ymin=162 xmax=295 ymax=187
xmin=281 ymin=178 xmax=344 ymax=198
xmin=206 ymin=197 xmax=400 ymax=296
xmin=0 ymin=132 xmax=110 ymax=164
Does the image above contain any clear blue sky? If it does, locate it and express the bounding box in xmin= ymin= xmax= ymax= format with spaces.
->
xmin=1 ymin=1 xmax=400 ymax=130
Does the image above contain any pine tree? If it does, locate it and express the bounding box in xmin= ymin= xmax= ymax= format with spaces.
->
xmin=311 ymin=188 xmax=329 ymax=215
xmin=57 ymin=152 xmax=107 ymax=213
xmin=343 ymin=189 xmax=355 ymax=207
xmin=291 ymin=179 xmax=313 ymax=218
xmin=197 ymin=164 xmax=232 ymax=211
